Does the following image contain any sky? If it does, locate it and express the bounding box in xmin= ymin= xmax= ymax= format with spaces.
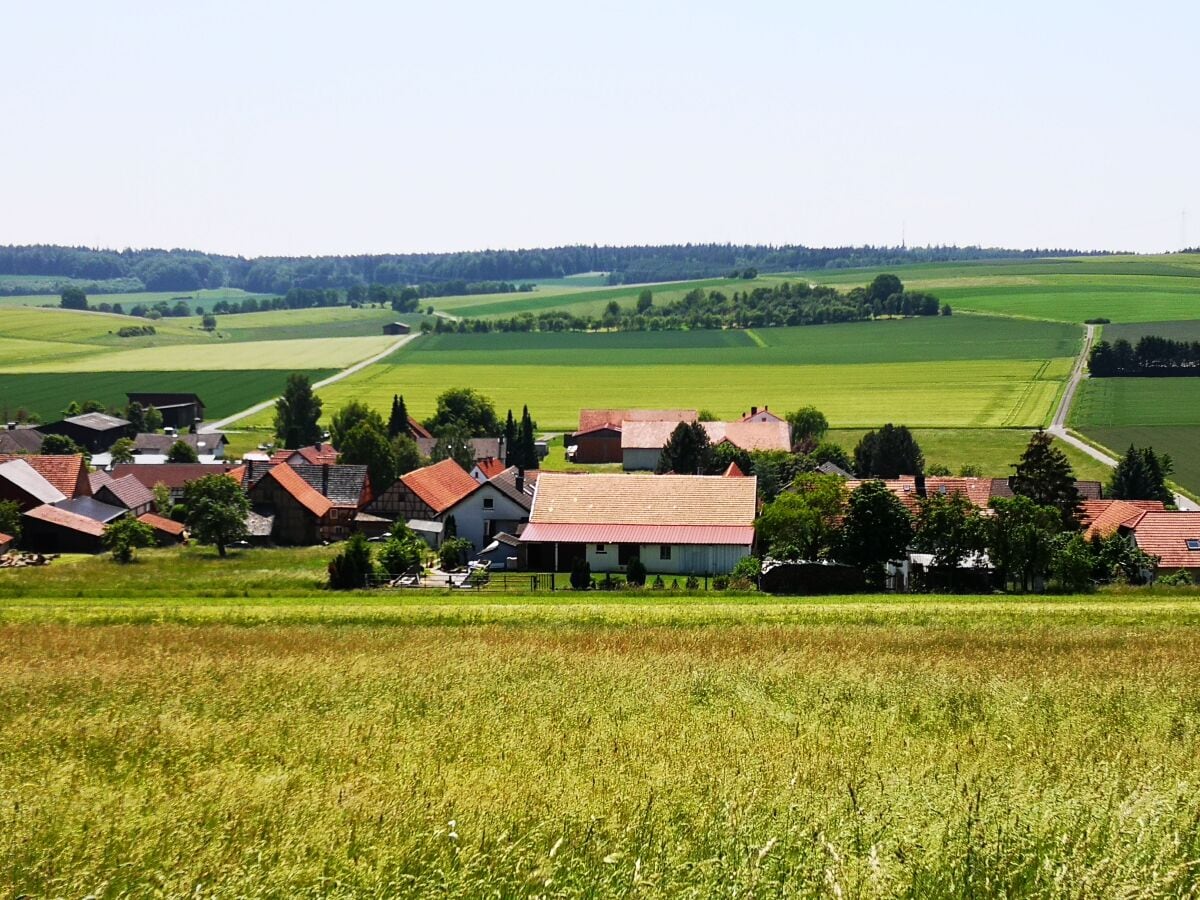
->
xmin=2 ymin=0 xmax=1197 ymax=257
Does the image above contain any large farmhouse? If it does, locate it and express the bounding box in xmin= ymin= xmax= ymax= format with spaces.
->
xmin=522 ymin=473 xmax=757 ymax=574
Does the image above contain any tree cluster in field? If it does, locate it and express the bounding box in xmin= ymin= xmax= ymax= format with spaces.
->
xmin=430 ymin=274 xmax=949 ymax=335
xmin=116 ymin=325 xmax=156 ymax=338
xmin=753 ymin=431 xmax=1166 ymax=593
xmin=5 ymin=243 xmax=1112 ymax=295
xmin=1089 ymin=335 xmax=1200 ymax=376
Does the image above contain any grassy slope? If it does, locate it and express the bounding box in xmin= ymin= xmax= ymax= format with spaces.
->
xmin=0 ymin=287 xmax=274 ymax=310
xmin=2 ymin=551 xmax=1200 ymax=896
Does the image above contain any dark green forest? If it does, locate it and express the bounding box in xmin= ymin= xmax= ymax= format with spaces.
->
xmin=0 ymin=243 xmax=1107 ymax=295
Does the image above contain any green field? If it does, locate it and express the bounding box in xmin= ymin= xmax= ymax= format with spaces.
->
xmin=2 ymin=547 xmax=1200 ymax=895
xmin=1103 ymin=318 xmax=1200 ymax=343
xmin=0 ymin=287 xmax=275 ymax=311
xmin=0 ymin=370 xmax=335 ymax=423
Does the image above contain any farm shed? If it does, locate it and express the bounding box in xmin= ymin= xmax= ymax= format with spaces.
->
xmin=21 ymin=504 xmax=107 ymax=554
xmin=0 ymin=424 xmax=44 ymax=454
xmin=0 ymin=532 xmax=12 ymax=554
xmin=475 ymin=532 xmax=525 ymax=570
xmin=40 ymin=412 xmax=132 ymax=452
xmin=55 ymin=496 xmax=127 ymax=526
xmin=382 ymin=322 xmax=411 ymax=335
xmin=0 ymin=458 xmax=67 ymax=511
xmin=137 ymin=512 xmax=187 ymax=545
xmin=126 ymin=393 xmax=205 ymax=430
xmin=570 ymin=409 xmax=697 ymax=464
xmin=522 ymin=473 xmax=757 ymax=575
xmin=621 ymin=420 xmax=791 ymax=471
xmin=246 ymin=464 xmax=333 ymax=545
xmin=243 ymin=460 xmax=370 ymax=542
xmin=93 ymin=475 xmax=156 ymax=516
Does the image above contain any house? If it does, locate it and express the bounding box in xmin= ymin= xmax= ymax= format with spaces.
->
xmin=137 ymin=512 xmax=187 ymax=545
xmin=0 ymin=454 xmax=90 ymax=502
xmin=843 ymin=475 xmax=995 ymax=514
xmin=0 ymin=424 xmax=44 ymax=454
xmin=21 ymin=504 xmax=107 ymax=553
xmin=470 ymin=457 xmax=507 ymax=482
xmin=0 ymin=458 xmax=67 ymax=511
xmin=1118 ymin=511 xmax=1200 ymax=579
xmin=621 ymin=420 xmax=791 ymax=471
xmin=738 ymin=405 xmax=785 ymax=424
xmin=1080 ymin=499 xmax=1165 ymax=540
xmin=133 ymin=431 xmax=228 ymax=460
xmin=414 ymin=436 xmax=505 ymax=463
xmin=816 ymin=461 xmax=853 ymax=479
xmin=246 ymin=463 xmax=333 ymax=545
xmin=243 ymin=460 xmax=371 ymax=541
xmin=382 ymin=322 xmax=411 ymax=335
xmin=110 ymin=463 xmax=239 ymax=504
xmin=990 ymin=477 xmax=1103 ymax=501
xmin=522 ymin=473 xmax=758 ymax=575
xmin=92 ymin=475 xmax=156 ymax=516
xmin=367 ymin=458 xmax=479 ymax=531
xmin=568 ymin=409 xmax=697 ymax=464
xmin=40 ymin=412 xmax=132 ymax=452
xmin=439 ymin=467 xmax=534 ymax=552
xmin=269 ymin=443 xmax=340 ymax=467
xmin=126 ymin=393 xmax=206 ymax=430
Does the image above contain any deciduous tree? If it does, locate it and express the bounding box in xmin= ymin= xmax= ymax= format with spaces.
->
xmin=273 ymin=374 xmax=323 ymax=449
xmin=182 ymin=473 xmax=250 ymax=558
xmin=837 ymin=480 xmax=913 ymax=586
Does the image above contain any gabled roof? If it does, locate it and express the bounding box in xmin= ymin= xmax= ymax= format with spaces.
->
xmin=242 ymin=460 xmax=369 ymax=506
xmin=816 ymin=461 xmax=853 ymax=479
xmin=1081 ymin=499 xmax=1165 ymax=540
xmin=488 ymin=465 xmax=539 ymax=510
xmin=0 ymin=532 xmax=13 ymax=547
xmin=0 ymin=428 xmax=45 ymax=454
xmin=529 ymin=473 xmax=757 ymax=527
xmin=703 ymin=421 xmax=792 ymax=452
xmin=94 ymin=475 xmax=156 ymax=510
xmin=579 ymin=409 xmax=696 ymax=433
xmin=844 ymin=476 xmax=995 ymax=514
xmin=55 ymin=496 xmax=127 ymax=524
xmin=990 ymin=478 xmax=1103 ymax=501
xmin=473 ymin=457 xmax=506 ymax=480
xmin=257 ymin=464 xmax=333 ymax=518
xmin=23 ymin=503 xmax=106 ymax=537
xmin=738 ymin=408 xmax=785 ymax=423
xmin=1127 ymin=511 xmax=1200 ymax=569
xmin=0 ymin=454 xmax=89 ymax=498
xmin=270 ymin=443 xmax=340 ymax=466
xmin=111 ymin=463 xmax=238 ymax=490
xmin=89 ymin=470 xmax=114 ymax=493
xmin=137 ymin=512 xmax=186 ymax=536
xmin=133 ymin=432 xmax=228 ymax=454
xmin=400 ymin=459 xmax=479 ymax=514
xmin=723 ymin=461 xmax=746 ymax=477
xmin=127 ymin=392 xmax=204 ymax=406
xmin=63 ymin=412 xmax=130 ymax=431
xmin=407 ymin=417 xmax=433 ymax=440
xmin=0 ymin=458 xmax=68 ymax=505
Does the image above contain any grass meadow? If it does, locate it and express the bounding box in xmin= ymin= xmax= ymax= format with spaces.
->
xmin=2 ymin=548 xmax=1200 ymax=896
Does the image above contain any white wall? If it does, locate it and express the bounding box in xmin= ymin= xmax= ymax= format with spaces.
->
xmin=622 ymin=448 xmax=661 ymax=471
xmin=443 ymin=483 xmax=529 ymax=551
xmin=585 ymin=542 xmax=751 ymax=575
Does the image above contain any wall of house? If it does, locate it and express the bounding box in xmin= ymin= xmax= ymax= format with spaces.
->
xmin=248 ymin=479 xmax=321 ymax=545
xmin=585 ymin=542 xmax=751 ymax=575
xmin=622 ymin=448 xmax=661 ymax=471
xmin=367 ymin=482 xmax=435 ymax=523
xmin=444 ymin=484 xmax=529 ymax=551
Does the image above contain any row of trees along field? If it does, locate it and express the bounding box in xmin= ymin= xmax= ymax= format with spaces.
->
xmin=1089 ymin=335 xmax=1200 ymax=376
xmin=1 ymin=243 xmax=1107 ymax=294
xmin=438 ymin=275 xmax=949 ymax=334
xmin=752 ymin=431 xmax=1173 ymax=593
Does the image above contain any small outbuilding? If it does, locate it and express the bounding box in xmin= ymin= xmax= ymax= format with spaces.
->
xmin=383 ymin=322 xmax=411 ymax=336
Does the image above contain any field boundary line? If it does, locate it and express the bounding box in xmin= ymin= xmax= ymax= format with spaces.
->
xmin=202 ymin=333 xmax=420 ymax=431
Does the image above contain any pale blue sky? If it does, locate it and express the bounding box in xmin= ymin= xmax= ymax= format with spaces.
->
xmin=2 ymin=1 xmax=1196 ymax=256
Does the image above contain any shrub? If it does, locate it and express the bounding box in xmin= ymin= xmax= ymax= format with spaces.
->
xmin=570 ymin=558 xmax=591 ymax=590
xmin=652 ymin=574 xmax=665 ymax=590
xmin=685 ymin=575 xmax=700 ymax=590
xmin=731 ymin=556 xmax=761 ymax=582
xmin=713 ymin=575 xmax=729 ymax=590
xmin=378 ymin=534 xmax=424 ymax=575
xmin=438 ymin=537 xmax=472 ymax=571
xmin=626 ymin=556 xmax=647 ymax=586
xmin=1084 ymin=317 xmax=1111 ymax=325
xmin=1157 ymin=568 xmax=1194 ymax=587
xmin=102 ymin=516 xmax=155 ymax=564
xmin=328 ymin=534 xmax=373 ymax=589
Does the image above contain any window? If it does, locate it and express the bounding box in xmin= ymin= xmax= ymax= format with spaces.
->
xmin=482 ymin=497 xmax=494 ymax=510
xmin=595 ymin=543 xmax=607 ymax=554
xmin=1187 ymin=539 xmax=1200 ymax=551
xmin=659 ymin=544 xmax=671 ymax=560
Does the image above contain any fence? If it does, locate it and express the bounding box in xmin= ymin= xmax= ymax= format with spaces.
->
xmin=368 ymin=572 xmax=731 ymax=593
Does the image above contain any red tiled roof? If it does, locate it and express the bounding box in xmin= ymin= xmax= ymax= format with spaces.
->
xmin=408 ymin=417 xmax=433 ymax=440
xmin=111 ymin=463 xmax=237 ymax=490
xmin=704 ymin=421 xmax=792 ymax=452
xmin=1128 ymin=511 xmax=1200 ymax=570
xmin=89 ymin=470 xmax=114 ymax=493
xmin=400 ymin=459 xmax=479 ymax=514
xmin=474 ymin=457 xmax=506 ymax=479
xmin=0 ymin=532 xmax=13 ymax=547
xmin=530 ymin=473 xmax=757 ymax=527
xmin=723 ymin=461 xmax=746 ymax=477
xmin=844 ymin=477 xmax=995 ymax=514
xmin=1081 ymin=499 xmax=1165 ymax=540
xmin=137 ymin=512 xmax=186 ymax=536
xmin=0 ymin=454 xmax=89 ymax=498
xmin=579 ymin=409 xmax=696 ymax=433
xmin=23 ymin=503 xmax=106 ymax=537
xmin=226 ymin=465 xmax=246 ymax=485
xmin=262 ymin=464 xmax=332 ymax=518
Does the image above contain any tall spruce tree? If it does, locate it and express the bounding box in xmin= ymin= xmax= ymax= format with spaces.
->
xmin=518 ymin=405 xmax=538 ymax=469
xmin=1010 ymin=430 xmax=1082 ymax=529
xmin=656 ymin=421 xmax=712 ymax=475
xmin=388 ymin=394 xmax=411 ymax=439
xmin=1108 ymin=445 xmax=1173 ymax=504
xmin=503 ymin=409 xmax=518 ymax=467
xmin=853 ymin=424 xmax=924 ymax=478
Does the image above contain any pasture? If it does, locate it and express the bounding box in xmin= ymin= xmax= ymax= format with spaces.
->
xmin=0 ymin=369 xmax=335 ymax=424
xmin=2 ymin=557 xmax=1200 ymax=896
xmin=0 ymin=286 xmax=274 ymax=311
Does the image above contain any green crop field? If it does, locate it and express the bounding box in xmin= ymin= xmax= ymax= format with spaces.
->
xmin=213 ymin=306 xmax=426 ymax=342
xmin=0 ymin=369 xmax=335 ymax=423
xmin=2 ymin=548 xmax=1200 ymax=896
xmin=0 ymin=287 xmax=275 ymax=311
xmin=1103 ymin=319 xmax=1200 ymax=344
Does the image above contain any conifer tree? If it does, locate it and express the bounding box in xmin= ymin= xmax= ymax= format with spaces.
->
xmin=1109 ymin=445 xmax=1173 ymax=504
xmin=503 ymin=409 xmax=517 ymax=467
xmin=388 ymin=394 xmax=410 ymax=439
xmin=1010 ymin=430 xmax=1082 ymax=529
xmin=656 ymin=421 xmax=712 ymax=475
xmin=518 ymin=405 xmax=538 ymax=470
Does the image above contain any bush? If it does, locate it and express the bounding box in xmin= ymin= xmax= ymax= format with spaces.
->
xmin=652 ymin=574 xmax=665 ymax=590
xmin=1084 ymin=317 xmax=1111 ymax=325
xmin=626 ymin=556 xmax=647 ymax=586
xmin=570 ymin=558 xmax=591 ymax=590
xmin=438 ymin=537 xmax=472 ymax=571
xmin=378 ymin=533 xmax=424 ymax=575
xmin=1157 ymin=568 xmax=1194 ymax=586
xmin=328 ymin=534 xmax=373 ymax=589
xmin=713 ymin=575 xmax=729 ymax=590
xmin=102 ymin=516 xmax=155 ymax=564
xmin=685 ymin=575 xmax=700 ymax=590
xmin=117 ymin=324 xmax=156 ymax=338
xmin=731 ymin=556 xmax=761 ymax=582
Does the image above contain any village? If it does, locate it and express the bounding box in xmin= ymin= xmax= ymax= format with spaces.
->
xmin=0 ymin=389 xmax=1195 ymax=591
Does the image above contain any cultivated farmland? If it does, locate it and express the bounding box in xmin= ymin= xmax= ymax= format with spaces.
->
xmin=2 ymin=551 xmax=1200 ymax=896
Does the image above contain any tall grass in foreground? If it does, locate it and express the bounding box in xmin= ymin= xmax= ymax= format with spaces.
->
xmin=2 ymin=615 xmax=1200 ymax=896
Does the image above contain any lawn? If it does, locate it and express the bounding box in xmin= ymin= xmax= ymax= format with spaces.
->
xmin=0 ymin=369 xmax=335 ymax=423
xmin=2 ymin=558 xmax=1200 ymax=895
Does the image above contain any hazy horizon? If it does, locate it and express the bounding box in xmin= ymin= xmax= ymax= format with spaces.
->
xmin=4 ymin=1 xmax=1197 ymax=257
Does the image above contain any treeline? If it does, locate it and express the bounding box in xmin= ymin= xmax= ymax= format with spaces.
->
xmin=1089 ymin=336 xmax=1200 ymax=376
xmin=0 ymin=243 xmax=1110 ymax=294
xmin=434 ymin=274 xmax=947 ymax=334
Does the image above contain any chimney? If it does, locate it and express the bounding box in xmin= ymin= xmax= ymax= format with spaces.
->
xmin=516 ymin=469 xmax=524 ymax=494
xmin=750 ymin=406 xmax=758 ymax=416
xmin=915 ymin=473 xmax=927 ymax=497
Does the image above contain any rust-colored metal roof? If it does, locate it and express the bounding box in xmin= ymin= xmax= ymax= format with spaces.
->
xmin=261 ymin=464 xmax=333 ymax=518
xmin=1128 ymin=511 xmax=1200 ymax=569
xmin=0 ymin=454 xmax=89 ymax=498
xmin=137 ymin=512 xmax=186 ymax=536
xmin=521 ymin=523 xmax=754 ymax=545
xmin=400 ymin=458 xmax=479 ymax=514
xmin=23 ymin=503 xmax=106 ymax=537
xmin=530 ymin=473 xmax=757 ymax=527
